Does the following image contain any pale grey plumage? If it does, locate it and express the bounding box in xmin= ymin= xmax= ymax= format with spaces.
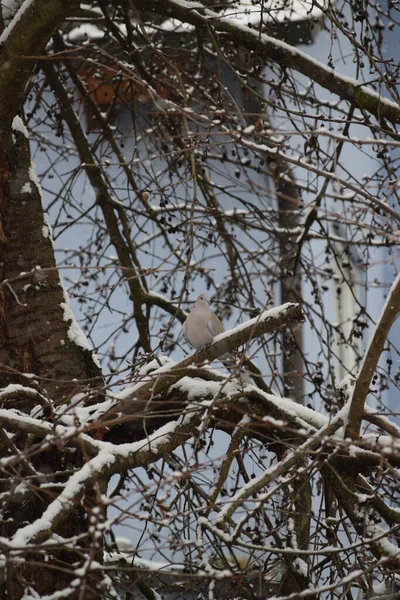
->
xmin=183 ymin=293 xmax=224 ymax=350
xmin=183 ymin=294 xmax=252 ymax=385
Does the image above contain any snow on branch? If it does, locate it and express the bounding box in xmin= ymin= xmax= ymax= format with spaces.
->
xmin=2 ymin=376 xmax=396 ymax=475
xmin=0 ymin=0 xmax=36 ymax=45
xmin=6 ymin=401 xmax=206 ymax=547
xmin=112 ymin=302 xmax=303 ymax=413
xmin=137 ymin=0 xmax=400 ymax=125
xmin=1 ymin=377 xmax=398 ymax=550
xmin=214 ymin=407 xmax=347 ymax=527
xmin=0 ymin=0 xmax=79 ymax=128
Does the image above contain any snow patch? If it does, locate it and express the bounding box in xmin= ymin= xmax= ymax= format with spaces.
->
xmin=59 ymin=282 xmax=101 ymax=369
xmin=12 ymin=115 xmax=29 ymax=138
xmin=67 ymin=23 xmax=105 ymax=42
xmin=0 ymin=0 xmax=35 ymax=44
xmin=159 ymin=17 xmax=195 ymax=32
xmin=28 ymin=162 xmax=43 ymax=199
xmin=173 ymin=376 xmax=239 ymax=401
xmin=20 ymin=182 xmax=31 ymax=194
xmin=42 ymin=212 xmax=53 ymax=241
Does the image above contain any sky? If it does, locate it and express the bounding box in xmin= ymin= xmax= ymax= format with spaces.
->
xmin=26 ymin=0 xmax=400 ymax=409
xmin=25 ymin=1 xmax=400 ymax=564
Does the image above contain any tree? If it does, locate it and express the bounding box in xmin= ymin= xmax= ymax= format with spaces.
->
xmin=0 ymin=0 xmax=400 ymax=597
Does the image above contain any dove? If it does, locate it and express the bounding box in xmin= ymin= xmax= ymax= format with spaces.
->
xmin=183 ymin=293 xmax=224 ymax=350
xmin=183 ymin=293 xmax=252 ymax=384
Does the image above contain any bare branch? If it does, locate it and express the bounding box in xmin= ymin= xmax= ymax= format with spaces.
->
xmin=345 ymin=272 xmax=400 ymax=439
xmin=132 ymin=0 xmax=400 ymax=125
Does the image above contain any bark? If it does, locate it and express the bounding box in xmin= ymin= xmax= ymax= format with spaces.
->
xmin=276 ymin=166 xmax=305 ymax=403
xmin=0 ymin=119 xmax=104 ymax=600
xmin=0 ymin=3 xmax=105 ymax=596
xmin=0 ymin=0 xmax=100 ymax=400
xmin=0 ymin=121 xmax=102 ymax=401
xmin=0 ymin=0 xmax=80 ymax=245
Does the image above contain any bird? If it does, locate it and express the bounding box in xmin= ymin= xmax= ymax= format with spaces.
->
xmin=183 ymin=293 xmax=224 ymax=350
xmin=183 ymin=293 xmax=252 ymax=384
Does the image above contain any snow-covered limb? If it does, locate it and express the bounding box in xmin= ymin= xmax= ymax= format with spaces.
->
xmin=8 ymin=403 xmax=205 ymax=548
xmin=133 ymin=0 xmax=400 ymax=126
xmin=364 ymin=405 xmax=400 ymax=439
xmin=1 ymin=384 xmax=399 ymax=565
xmin=0 ymin=0 xmax=36 ymax=45
xmin=0 ymin=0 xmax=79 ymax=130
xmin=215 ymin=406 xmax=348 ymax=526
xmin=113 ymin=302 xmax=303 ymax=414
xmin=0 ymin=383 xmax=48 ymax=407
xmin=0 ymin=407 xmax=102 ymax=467
xmin=2 ymin=378 xmax=395 ymax=475
xmin=345 ymin=271 xmax=400 ymax=439
xmin=171 ymin=377 xmax=324 ymax=437
xmin=364 ymin=524 xmax=400 ymax=561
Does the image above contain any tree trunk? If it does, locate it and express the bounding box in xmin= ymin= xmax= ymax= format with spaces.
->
xmin=0 ymin=4 xmax=106 ymax=596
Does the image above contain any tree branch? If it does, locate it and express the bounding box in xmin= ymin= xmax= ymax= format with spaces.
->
xmin=131 ymin=0 xmax=400 ymax=126
xmin=345 ymin=272 xmax=400 ymax=439
xmin=44 ymin=62 xmax=152 ymax=353
xmin=213 ymin=409 xmax=346 ymax=527
xmin=0 ymin=0 xmax=79 ymax=131
xmin=113 ymin=301 xmax=304 ymax=413
xmin=7 ymin=405 xmax=204 ymax=547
